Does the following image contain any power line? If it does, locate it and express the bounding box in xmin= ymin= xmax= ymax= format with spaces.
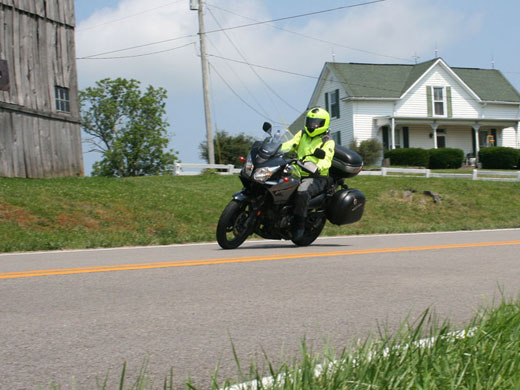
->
xmin=78 ymin=0 xmax=385 ymax=59
xmin=76 ymin=42 xmax=195 ymax=60
xmin=205 ymin=35 xmax=273 ymax=119
xmin=203 ymin=0 xmax=386 ymax=35
xmin=206 ymin=6 xmax=301 ymax=114
xmin=78 ymin=34 xmax=197 ymax=59
xmin=208 ymin=53 xmax=319 ymax=79
xmin=205 ymin=1 xmax=411 ymax=63
xmin=208 ymin=54 xmax=500 ymax=105
xmin=208 ymin=62 xmax=284 ymax=125
xmin=77 ymin=0 xmax=185 ymax=32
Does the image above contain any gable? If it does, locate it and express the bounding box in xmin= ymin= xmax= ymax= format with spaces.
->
xmin=396 ymin=63 xmax=481 ymax=117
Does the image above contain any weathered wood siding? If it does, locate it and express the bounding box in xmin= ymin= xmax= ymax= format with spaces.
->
xmin=0 ymin=0 xmax=83 ymax=178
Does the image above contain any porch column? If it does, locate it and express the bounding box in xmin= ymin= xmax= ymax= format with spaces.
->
xmin=516 ymin=122 xmax=520 ymax=149
xmin=391 ymin=117 xmax=396 ymax=149
xmin=472 ymin=124 xmax=481 ymax=156
xmin=430 ymin=122 xmax=438 ymax=149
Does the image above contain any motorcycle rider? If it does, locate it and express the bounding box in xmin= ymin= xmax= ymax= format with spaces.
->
xmin=281 ymin=107 xmax=335 ymax=241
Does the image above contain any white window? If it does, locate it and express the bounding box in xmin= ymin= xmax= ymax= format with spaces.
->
xmin=325 ymin=89 xmax=340 ymax=119
xmin=433 ymin=87 xmax=445 ymax=116
xmin=394 ymin=128 xmax=402 ymax=148
xmin=55 ymin=86 xmax=70 ymax=113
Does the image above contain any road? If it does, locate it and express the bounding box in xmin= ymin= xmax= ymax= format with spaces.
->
xmin=1 ymin=229 xmax=519 ymax=389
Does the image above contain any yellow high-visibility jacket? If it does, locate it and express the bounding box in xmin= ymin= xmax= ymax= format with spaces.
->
xmin=281 ymin=130 xmax=335 ymax=176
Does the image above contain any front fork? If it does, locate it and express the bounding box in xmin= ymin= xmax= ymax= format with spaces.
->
xmin=232 ymin=190 xmax=263 ymax=236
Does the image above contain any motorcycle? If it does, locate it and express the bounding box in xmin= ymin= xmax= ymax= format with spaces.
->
xmin=216 ymin=122 xmax=366 ymax=249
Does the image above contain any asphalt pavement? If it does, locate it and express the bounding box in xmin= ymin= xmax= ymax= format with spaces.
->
xmin=1 ymin=229 xmax=519 ymax=389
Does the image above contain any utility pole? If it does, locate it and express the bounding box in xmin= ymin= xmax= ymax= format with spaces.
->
xmin=191 ymin=0 xmax=215 ymax=164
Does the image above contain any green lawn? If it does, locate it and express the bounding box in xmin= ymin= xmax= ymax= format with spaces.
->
xmin=1 ymin=174 xmax=519 ymax=252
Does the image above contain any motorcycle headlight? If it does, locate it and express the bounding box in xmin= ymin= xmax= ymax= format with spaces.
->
xmin=244 ymin=154 xmax=254 ymax=176
xmin=253 ymin=166 xmax=280 ymax=182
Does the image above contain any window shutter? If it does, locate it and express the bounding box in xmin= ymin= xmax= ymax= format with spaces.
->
xmin=324 ymin=92 xmax=329 ymax=112
xmin=446 ymin=86 xmax=453 ymax=117
xmin=403 ymin=127 xmax=409 ymax=148
xmin=382 ymin=126 xmax=389 ymax=150
xmin=426 ymin=86 xmax=432 ymax=117
xmin=335 ymin=89 xmax=340 ymax=119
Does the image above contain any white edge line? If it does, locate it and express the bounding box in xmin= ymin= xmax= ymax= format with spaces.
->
xmin=1 ymin=228 xmax=519 ymax=257
xmin=221 ymin=327 xmax=477 ymax=390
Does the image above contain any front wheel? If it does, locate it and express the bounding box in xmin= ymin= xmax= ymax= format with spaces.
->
xmin=216 ymin=200 xmax=253 ymax=249
xmin=291 ymin=212 xmax=326 ymax=247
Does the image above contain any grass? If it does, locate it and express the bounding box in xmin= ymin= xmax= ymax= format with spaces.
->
xmin=44 ymin=296 xmax=520 ymax=389
xmin=1 ymin=175 xmax=519 ymax=252
xmin=221 ymin=296 xmax=520 ymax=390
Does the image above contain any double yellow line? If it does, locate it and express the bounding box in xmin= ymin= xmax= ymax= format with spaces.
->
xmin=1 ymin=240 xmax=519 ymax=280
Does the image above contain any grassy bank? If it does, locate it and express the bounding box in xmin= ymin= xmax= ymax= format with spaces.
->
xmin=0 ymin=174 xmax=519 ymax=252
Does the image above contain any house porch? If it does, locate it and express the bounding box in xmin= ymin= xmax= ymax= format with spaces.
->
xmin=374 ymin=117 xmax=520 ymax=160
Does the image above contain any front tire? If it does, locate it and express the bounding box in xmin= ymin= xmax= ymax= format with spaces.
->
xmin=216 ymin=200 xmax=252 ymax=249
xmin=291 ymin=212 xmax=326 ymax=247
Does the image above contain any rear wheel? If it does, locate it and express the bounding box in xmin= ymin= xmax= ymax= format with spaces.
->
xmin=291 ymin=212 xmax=326 ymax=246
xmin=216 ymin=200 xmax=252 ymax=249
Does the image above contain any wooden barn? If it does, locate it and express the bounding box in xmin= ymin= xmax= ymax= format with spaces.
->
xmin=0 ymin=0 xmax=83 ymax=178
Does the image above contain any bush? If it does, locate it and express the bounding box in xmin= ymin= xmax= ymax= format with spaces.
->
xmin=348 ymin=138 xmax=383 ymax=165
xmin=384 ymin=148 xmax=429 ymax=167
xmin=479 ymin=147 xmax=519 ymax=169
xmin=428 ymin=148 xmax=464 ymax=169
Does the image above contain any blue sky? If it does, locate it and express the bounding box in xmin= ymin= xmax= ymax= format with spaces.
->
xmin=74 ymin=0 xmax=520 ymax=174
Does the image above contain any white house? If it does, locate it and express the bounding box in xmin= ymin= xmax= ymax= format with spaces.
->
xmin=291 ymin=58 xmax=520 ymax=160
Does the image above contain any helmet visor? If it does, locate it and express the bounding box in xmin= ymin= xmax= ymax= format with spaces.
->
xmin=305 ymin=117 xmax=325 ymax=131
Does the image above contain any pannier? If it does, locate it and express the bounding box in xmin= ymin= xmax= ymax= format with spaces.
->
xmin=326 ymin=188 xmax=366 ymax=225
xmin=329 ymin=145 xmax=363 ymax=179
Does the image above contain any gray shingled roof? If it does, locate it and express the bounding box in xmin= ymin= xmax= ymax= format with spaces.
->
xmin=289 ymin=59 xmax=520 ymax=132
xmin=326 ymin=59 xmax=520 ymax=102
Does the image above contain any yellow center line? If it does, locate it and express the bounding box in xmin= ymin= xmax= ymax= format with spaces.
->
xmin=1 ymin=240 xmax=519 ymax=280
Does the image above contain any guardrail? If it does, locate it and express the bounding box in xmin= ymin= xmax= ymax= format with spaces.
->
xmin=171 ymin=163 xmax=520 ymax=181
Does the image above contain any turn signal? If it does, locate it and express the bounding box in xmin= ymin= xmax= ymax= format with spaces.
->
xmin=238 ymin=156 xmax=246 ymax=163
xmin=283 ymin=177 xmax=290 ymax=183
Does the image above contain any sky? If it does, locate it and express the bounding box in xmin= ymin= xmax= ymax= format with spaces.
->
xmin=74 ymin=0 xmax=520 ymax=175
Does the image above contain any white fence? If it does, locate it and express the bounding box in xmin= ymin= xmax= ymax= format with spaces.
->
xmin=374 ymin=167 xmax=520 ymax=181
xmin=171 ymin=163 xmax=520 ymax=181
xmin=172 ymin=163 xmax=241 ymax=176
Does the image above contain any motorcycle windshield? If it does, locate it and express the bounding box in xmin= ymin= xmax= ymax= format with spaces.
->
xmin=258 ymin=129 xmax=294 ymax=158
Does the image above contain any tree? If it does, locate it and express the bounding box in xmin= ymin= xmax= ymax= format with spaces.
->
xmin=348 ymin=138 xmax=383 ymax=166
xmin=199 ymin=130 xmax=256 ymax=166
xmin=80 ymin=78 xmax=177 ymax=177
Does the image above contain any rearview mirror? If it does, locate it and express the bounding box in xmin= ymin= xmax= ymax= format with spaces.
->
xmin=262 ymin=122 xmax=272 ymax=133
xmin=313 ymin=148 xmax=326 ymax=159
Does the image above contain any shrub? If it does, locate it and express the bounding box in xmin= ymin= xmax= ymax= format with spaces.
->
xmin=384 ymin=148 xmax=429 ymax=167
xmin=428 ymin=148 xmax=464 ymax=169
xmin=479 ymin=147 xmax=519 ymax=169
xmin=348 ymin=138 xmax=383 ymax=165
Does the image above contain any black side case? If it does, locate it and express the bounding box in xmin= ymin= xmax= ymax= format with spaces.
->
xmin=329 ymin=145 xmax=363 ymax=179
xmin=326 ymin=188 xmax=366 ymax=225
